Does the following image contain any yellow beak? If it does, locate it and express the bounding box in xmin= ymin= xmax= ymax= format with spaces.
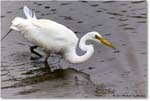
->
xmin=95 ymin=35 xmax=116 ymax=49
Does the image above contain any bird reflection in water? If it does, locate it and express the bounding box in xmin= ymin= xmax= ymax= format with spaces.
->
xmin=11 ymin=62 xmax=98 ymax=97
xmin=18 ymin=63 xmax=92 ymax=86
xmin=1 ymin=52 xmax=115 ymax=98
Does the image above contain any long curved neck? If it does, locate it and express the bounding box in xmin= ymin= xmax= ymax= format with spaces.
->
xmin=65 ymin=33 xmax=94 ymax=64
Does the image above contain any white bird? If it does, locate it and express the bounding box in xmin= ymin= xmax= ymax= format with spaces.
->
xmin=4 ymin=6 xmax=115 ymax=64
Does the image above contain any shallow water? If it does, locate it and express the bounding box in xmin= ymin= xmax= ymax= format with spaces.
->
xmin=1 ymin=1 xmax=147 ymax=98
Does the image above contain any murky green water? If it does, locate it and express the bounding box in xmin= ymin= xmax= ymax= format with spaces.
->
xmin=1 ymin=1 xmax=147 ymax=98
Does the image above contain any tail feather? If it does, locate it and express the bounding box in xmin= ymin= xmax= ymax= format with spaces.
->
xmin=23 ymin=6 xmax=37 ymax=19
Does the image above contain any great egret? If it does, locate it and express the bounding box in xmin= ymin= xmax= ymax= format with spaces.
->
xmin=3 ymin=6 xmax=115 ymax=63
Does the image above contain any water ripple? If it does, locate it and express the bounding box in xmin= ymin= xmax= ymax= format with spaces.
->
xmin=127 ymin=15 xmax=146 ymax=19
xmin=60 ymin=3 xmax=71 ymax=5
xmin=123 ymin=27 xmax=136 ymax=30
xmin=131 ymin=1 xmax=145 ymax=4
xmin=107 ymin=12 xmax=123 ymax=16
xmin=102 ymin=1 xmax=116 ymax=3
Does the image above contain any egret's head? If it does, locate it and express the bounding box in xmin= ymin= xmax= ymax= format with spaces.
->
xmin=90 ymin=32 xmax=116 ymax=49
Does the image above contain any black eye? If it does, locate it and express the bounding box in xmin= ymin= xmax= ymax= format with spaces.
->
xmin=95 ymin=35 xmax=99 ymax=39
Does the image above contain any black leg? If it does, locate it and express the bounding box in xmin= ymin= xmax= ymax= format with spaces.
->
xmin=44 ymin=52 xmax=50 ymax=63
xmin=30 ymin=45 xmax=42 ymax=57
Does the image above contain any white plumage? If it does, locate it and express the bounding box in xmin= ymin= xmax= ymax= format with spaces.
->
xmin=9 ymin=6 xmax=115 ymax=63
